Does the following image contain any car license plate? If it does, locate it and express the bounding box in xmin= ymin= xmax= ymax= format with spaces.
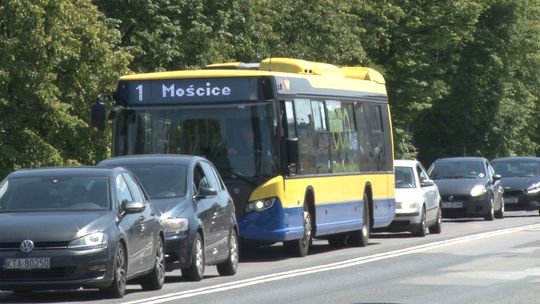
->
xmin=443 ymin=201 xmax=463 ymax=208
xmin=3 ymin=257 xmax=50 ymax=270
xmin=504 ymin=197 xmax=518 ymax=204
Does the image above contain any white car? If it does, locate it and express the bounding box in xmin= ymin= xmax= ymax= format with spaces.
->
xmin=390 ymin=160 xmax=442 ymax=236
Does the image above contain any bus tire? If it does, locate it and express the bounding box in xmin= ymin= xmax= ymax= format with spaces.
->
xmin=349 ymin=193 xmax=370 ymax=247
xmin=284 ymin=208 xmax=312 ymax=257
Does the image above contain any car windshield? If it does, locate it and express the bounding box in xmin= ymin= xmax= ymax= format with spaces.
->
xmin=492 ymin=160 xmax=540 ymax=177
xmin=0 ymin=176 xmax=110 ymax=212
xmin=121 ymin=164 xmax=187 ymax=199
xmin=429 ymin=160 xmax=485 ymax=179
xmin=395 ymin=166 xmax=416 ymax=189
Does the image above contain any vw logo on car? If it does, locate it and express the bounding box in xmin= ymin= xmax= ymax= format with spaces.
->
xmin=19 ymin=240 xmax=34 ymax=253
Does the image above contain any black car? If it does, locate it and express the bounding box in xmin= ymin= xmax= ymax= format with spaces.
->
xmin=99 ymin=155 xmax=238 ymax=281
xmin=0 ymin=167 xmax=164 ymax=298
xmin=428 ymin=157 xmax=504 ymax=221
xmin=491 ymin=157 xmax=540 ymax=215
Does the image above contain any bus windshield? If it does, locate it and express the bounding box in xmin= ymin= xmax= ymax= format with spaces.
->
xmin=113 ymin=102 xmax=279 ymax=179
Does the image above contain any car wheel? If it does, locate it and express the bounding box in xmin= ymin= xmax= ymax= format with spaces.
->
xmin=217 ymin=229 xmax=239 ymax=276
xmin=140 ymin=236 xmax=165 ymax=290
xmin=414 ymin=205 xmax=427 ymax=237
xmin=495 ymin=199 xmax=504 ymax=219
xmin=284 ymin=207 xmax=312 ymax=257
xmin=484 ymin=198 xmax=495 ymax=221
xmin=101 ymin=243 xmax=127 ymax=298
xmin=429 ymin=203 xmax=442 ymax=234
xmin=349 ymin=193 xmax=370 ymax=247
xmin=181 ymin=233 xmax=205 ymax=281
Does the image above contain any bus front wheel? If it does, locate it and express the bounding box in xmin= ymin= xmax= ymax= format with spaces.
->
xmin=284 ymin=209 xmax=312 ymax=257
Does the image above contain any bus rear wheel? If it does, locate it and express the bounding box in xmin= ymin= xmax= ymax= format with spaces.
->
xmin=349 ymin=193 xmax=370 ymax=247
xmin=284 ymin=209 xmax=312 ymax=257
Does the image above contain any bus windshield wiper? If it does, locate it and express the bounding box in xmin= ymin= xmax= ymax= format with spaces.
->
xmin=220 ymin=167 xmax=257 ymax=186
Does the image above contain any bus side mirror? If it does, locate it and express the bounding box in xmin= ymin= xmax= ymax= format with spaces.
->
xmin=91 ymin=99 xmax=106 ymax=132
xmin=286 ymin=137 xmax=299 ymax=166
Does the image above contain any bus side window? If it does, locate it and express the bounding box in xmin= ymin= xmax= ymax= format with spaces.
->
xmin=294 ymin=98 xmax=317 ymax=174
xmin=311 ymin=100 xmax=330 ymax=173
xmin=355 ymin=102 xmax=375 ymax=172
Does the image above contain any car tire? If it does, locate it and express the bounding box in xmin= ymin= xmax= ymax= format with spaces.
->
xmin=101 ymin=243 xmax=127 ymax=298
xmin=429 ymin=204 xmax=442 ymax=234
xmin=484 ymin=198 xmax=495 ymax=221
xmin=284 ymin=208 xmax=312 ymax=257
xmin=217 ymin=229 xmax=239 ymax=276
xmin=140 ymin=236 xmax=165 ymax=290
xmin=414 ymin=205 xmax=427 ymax=237
xmin=495 ymin=200 xmax=504 ymax=219
xmin=349 ymin=193 xmax=370 ymax=247
xmin=181 ymin=233 xmax=205 ymax=281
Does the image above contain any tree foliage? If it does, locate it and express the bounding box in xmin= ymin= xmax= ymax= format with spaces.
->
xmin=1 ymin=0 xmax=540 ymax=178
xmin=0 ymin=0 xmax=130 ymax=178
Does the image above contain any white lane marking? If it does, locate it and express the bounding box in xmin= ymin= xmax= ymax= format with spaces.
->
xmin=123 ymin=223 xmax=540 ymax=304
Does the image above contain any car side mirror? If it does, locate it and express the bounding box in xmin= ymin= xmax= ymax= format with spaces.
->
xmin=193 ymin=186 xmax=218 ymax=201
xmin=493 ymin=174 xmax=502 ymax=181
xmin=122 ymin=201 xmax=146 ymax=214
xmin=420 ymin=179 xmax=434 ymax=187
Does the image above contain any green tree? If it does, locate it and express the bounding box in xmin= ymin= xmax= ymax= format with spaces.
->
xmin=0 ymin=0 xmax=130 ymax=179
xmin=415 ymin=0 xmax=540 ymax=163
xmin=357 ymin=0 xmax=489 ymax=161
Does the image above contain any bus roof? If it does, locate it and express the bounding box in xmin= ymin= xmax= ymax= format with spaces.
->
xmin=119 ymin=58 xmax=387 ymax=95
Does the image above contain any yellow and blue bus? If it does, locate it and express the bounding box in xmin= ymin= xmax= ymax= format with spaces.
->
xmin=92 ymin=58 xmax=396 ymax=257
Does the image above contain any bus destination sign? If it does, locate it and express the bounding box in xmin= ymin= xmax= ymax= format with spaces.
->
xmin=117 ymin=77 xmax=259 ymax=105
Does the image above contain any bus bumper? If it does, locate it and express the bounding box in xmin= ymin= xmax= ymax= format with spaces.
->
xmin=239 ymin=200 xmax=304 ymax=242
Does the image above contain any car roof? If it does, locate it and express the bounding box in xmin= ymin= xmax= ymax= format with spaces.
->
xmin=99 ymin=154 xmax=204 ymax=167
xmin=8 ymin=167 xmax=116 ymax=178
xmin=491 ymin=156 xmax=540 ymax=163
xmin=394 ymin=160 xmax=419 ymax=167
xmin=432 ymin=157 xmax=486 ymax=163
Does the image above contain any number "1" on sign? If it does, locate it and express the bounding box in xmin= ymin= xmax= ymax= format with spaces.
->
xmin=135 ymin=85 xmax=143 ymax=102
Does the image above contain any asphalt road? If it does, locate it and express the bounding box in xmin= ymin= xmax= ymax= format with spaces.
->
xmin=2 ymin=210 xmax=540 ymax=304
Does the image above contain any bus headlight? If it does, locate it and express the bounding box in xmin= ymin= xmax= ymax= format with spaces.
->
xmin=470 ymin=185 xmax=487 ymax=197
xmin=246 ymin=198 xmax=276 ymax=213
xmin=161 ymin=217 xmax=189 ymax=234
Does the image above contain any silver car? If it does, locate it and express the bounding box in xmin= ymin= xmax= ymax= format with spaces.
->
xmin=388 ymin=160 xmax=442 ymax=236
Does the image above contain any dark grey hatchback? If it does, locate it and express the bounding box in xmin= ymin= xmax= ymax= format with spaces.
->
xmin=428 ymin=157 xmax=504 ymax=221
xmin=0 ymin=167 xmax=165 ymax=298
xmin=98 ymin=155 xmax=239 ymax=281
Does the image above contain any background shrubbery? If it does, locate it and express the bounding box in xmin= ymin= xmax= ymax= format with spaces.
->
xmin=2 ymin=0 xmax=540 ymax=178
